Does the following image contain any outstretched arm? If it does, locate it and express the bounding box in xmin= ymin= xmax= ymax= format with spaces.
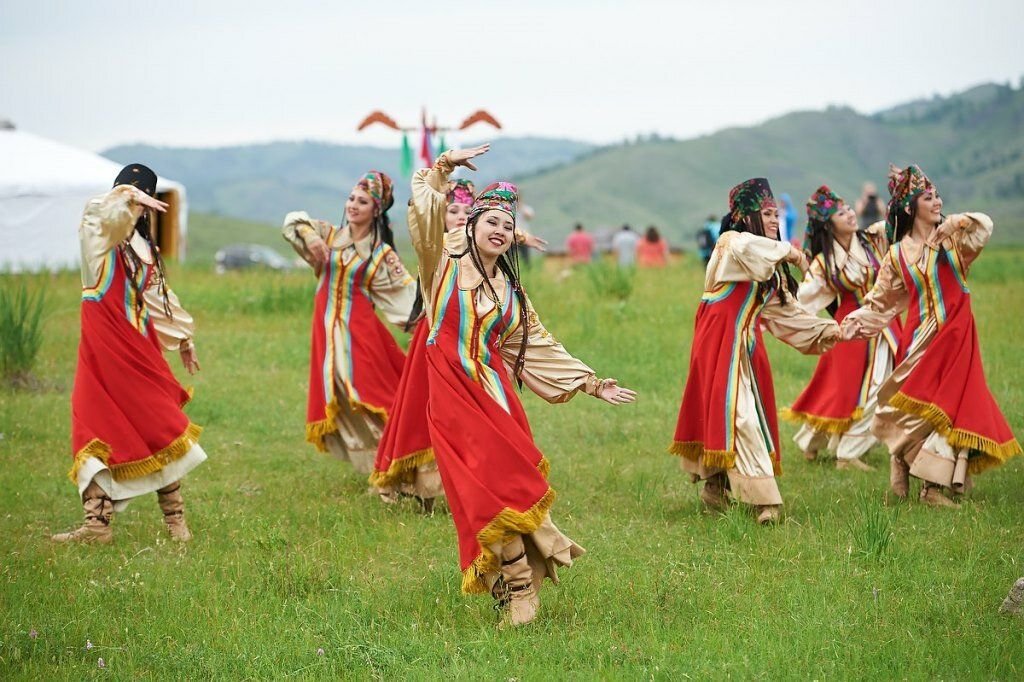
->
xmin=761 ymin=292 xmax=840 ymax=355
xmin=840 ymin=249 xmax=909 ymax=340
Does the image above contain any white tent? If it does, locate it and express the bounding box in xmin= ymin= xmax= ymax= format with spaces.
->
xmin=0 ymin=127 xmax=188 ymax=272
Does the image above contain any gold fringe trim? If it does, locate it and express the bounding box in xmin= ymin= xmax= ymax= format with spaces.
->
xmin=67 ymin=422 xmax=203 ymax=484
xmin=667 ymin=441 xmax=737 ymax=470
xmin=368 ymin=447 xmax=435 ymax=488
xmin=306 ymin=396 xmax=391 ymax=453
xmin=537 ymin=456 xmax=551 ymax=479
xmin=460 ymin=487 xmax=556 ymax=595
xmin=182 ymin=385 xmax=195 ymax=407
xmin=779 ymin=407 xmax=863 ymax=435
xmin=888 ymin=392 xmax=1022 ymax=473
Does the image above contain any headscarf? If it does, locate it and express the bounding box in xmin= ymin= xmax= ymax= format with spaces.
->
xmin=446 ymin=178 xmax=476 ymax=206
xmin=469 ymin=181 xmax=517 ymax=223
xmin=113 ymin=163 xmax=158 ymax=197
xmin=355 ymin=170 xmax=394 ymax=213
xmin=806 ymin=184 xmax=843 ymax=224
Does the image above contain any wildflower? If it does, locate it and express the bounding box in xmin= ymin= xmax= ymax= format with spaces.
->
xmin=98 ymin=658 xmax=106 ymax=668
xmin=29 ymin=629 xmax=38 ymax=640
xmin=317 ymin=647 xmax=325 ymax=656
xmin=86 ymin=639 xmax=94 ymax=650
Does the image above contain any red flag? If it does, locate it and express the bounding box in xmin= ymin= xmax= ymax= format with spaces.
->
xmin=419 ymin=125 xmax=433 ymax=168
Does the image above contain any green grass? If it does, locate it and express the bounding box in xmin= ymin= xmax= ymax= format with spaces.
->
xmin=1 ymin=249 xmax=1023 ymax=679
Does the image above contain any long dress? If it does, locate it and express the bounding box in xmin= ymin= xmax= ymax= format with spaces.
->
xmin=70 ymin=186 xmax=205 ymax=508
xmin=283 ymin=213 xmax=418 ymax=473
xmin=670 ymin=230 xmax=839 ymax=505
xmin=782 ymin=227 xmax=902 ymax=460
xmin=410 ymin=156 xmax=603 ymax=594
xmin=843 ymin=213 xmax=1020 ymax=488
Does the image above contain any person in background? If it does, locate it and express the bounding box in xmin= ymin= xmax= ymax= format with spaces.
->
xmin=696 ymin=214 xmax=719 ymax=265
xmin=778 ymin=194 xmax=799 ymax=245
xmin=855 ymin=182 xmax=886 ymax=230
xmin=565 ymin=222 xmax=595 ymax=264
xmin=637 ymin=225 xmax=669 ymax=267
xmin=610 ymin=223 xmax=640 ymax=268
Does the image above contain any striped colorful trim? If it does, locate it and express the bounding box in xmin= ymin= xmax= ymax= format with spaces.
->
xmin=81 ymin=251 xmax=116 ymax=302
xmin=701 ymin=282 xmax=737 ymax=305
xmin=723 ymin=284 xmax=760 ymax=451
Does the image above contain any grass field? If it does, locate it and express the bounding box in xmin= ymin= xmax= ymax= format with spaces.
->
xmin=1 ymin=248 xmax=1022 ymax=679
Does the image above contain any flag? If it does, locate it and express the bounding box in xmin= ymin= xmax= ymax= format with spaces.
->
xmin=420 ymin=125 xmax=433 ymax=168
xmin=400 ymin=132 xmax=413 ymax=179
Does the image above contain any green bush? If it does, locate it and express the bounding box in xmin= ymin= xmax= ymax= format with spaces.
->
xmin=0 ymin=281 xmax=46 ymax=387
xmin=584 ymin=261 xmax=635 ymax=301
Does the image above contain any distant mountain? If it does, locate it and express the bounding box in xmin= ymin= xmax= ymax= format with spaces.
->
xmin=517 ymin=81 xmax=1024 ymax=246
xmin=103 ymin=137 xmax=596 ymax=226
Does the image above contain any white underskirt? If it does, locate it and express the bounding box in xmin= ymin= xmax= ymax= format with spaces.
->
xmin=75 ymin=444 xmax=207 ymax=511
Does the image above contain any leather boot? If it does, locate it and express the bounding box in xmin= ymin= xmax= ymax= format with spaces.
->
xmin=756 ymin=505 xmax=781 ymax=525
xmin=919 ymin=484 xmax=959 ymax=508
xmin=699 ymin=473 xmax=730 ymax=512
xmin=498 ymin=535 xmax=539 ymax=628
xmin=51 ymin=481 xmax=113 ymax=544
xmin=157 ymin=481 xmax=192 ymax=541
xmin=890 ymin=456 xmax=910 ymax=499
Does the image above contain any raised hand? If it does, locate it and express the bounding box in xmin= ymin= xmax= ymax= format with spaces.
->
xmin=785 ymin=244 xmax=809 ymax=273
xmin=130 ymin=187 xmax=169 ymax=213
xmin=839 ymin=317 xmax=862 ymax=341
xmin=598 ymin=378 xmax=638 ymax=406
xmin=925 ymin=214 xmax=967 ymax=249
xmin=448 ymin=144 xmax=491 ymax=171
xmin=522 ymin=233 xmax=548 ymax=252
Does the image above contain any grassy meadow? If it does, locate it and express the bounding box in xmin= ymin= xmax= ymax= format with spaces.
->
xmin=1 ymin=248 xmax=1023 ymax=679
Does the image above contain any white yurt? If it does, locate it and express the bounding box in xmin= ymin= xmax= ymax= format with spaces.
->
xmin=0 ymin=122 xmax=188 ymax=272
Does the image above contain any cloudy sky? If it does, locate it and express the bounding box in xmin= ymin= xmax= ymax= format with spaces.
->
xmin=2 ymin=0 xmax=1023 ymax=151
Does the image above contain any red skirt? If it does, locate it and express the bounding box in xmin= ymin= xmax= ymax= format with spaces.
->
xmin=370 ymin=319 xmax=434 ymax=487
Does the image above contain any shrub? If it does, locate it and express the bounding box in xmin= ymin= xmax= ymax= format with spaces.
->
xmin=0 ymin=281 xmax=46 ymax=387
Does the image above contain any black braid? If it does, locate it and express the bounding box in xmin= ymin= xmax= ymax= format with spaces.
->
xmin=122 ymin=211 xmax=173 ymax=320
xmin=465 ymin=216 xmax=530 ymax=388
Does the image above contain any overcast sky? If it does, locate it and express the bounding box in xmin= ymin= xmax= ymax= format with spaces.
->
xmin=2 ymin=0 xmax=1022 ymax=151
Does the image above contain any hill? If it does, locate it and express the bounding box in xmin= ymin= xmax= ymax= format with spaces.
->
xmin=104 ymin=137 xmax=595 ymax=226
xmin=518 ymin=82 xmax=1024 ymax=246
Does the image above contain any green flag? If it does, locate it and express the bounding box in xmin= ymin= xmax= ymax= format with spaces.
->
xmin=400 ymin=132 xmax=413 ymax=179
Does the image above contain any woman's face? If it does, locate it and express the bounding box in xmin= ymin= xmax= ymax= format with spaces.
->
xmin=830 ymin=201 xmax=858 ymax=238
xmin=760 ymin=204 xmax=781 ymax=239
xmin=345 ymin=187 xmax=376 ymax=227
xmin=473 ymin=209 xmax=515 ymax=260
xmin=914 ymin=189 xmax=943 ymax=226
xmin=445 ymin=202 xmax=471 ymax=232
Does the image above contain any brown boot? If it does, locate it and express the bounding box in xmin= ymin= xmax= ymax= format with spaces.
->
xmin=889 ymin=456 xmax=910 ymax=499
xmin=999 ymin=577 xmax=1024 ymax=616
xmin=804 ymin=449 xmax=818 ymax=462
xmin=919 ymin=484 xmax=959 ymax=508
xmin=51 ymin=481 xmax=113 ymax=544
xmin=157 ymin=482 xmax=192 ymax=541
xmin=756 ymin=505 xmax=781 ymax=525
xmin=837 ymin=458 xmax=876 ymax=472
xmin=498 ymin=535 xmax=539 ymax=628
xmin=699 ymin=474 xmax=730 ymax=512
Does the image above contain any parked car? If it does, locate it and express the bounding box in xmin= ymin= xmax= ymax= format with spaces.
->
xmin=214 ymin=244 xmax=293 ymax=274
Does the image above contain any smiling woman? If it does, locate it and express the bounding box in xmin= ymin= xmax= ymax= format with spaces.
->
xmin=410 ymin=146 xmax=636 ymax=628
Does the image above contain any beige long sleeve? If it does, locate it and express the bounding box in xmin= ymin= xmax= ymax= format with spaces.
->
xmin=367 ymin=247 xmax=418 ymax=327
xmin=144 ymin=279 xmax=196 ymax=352
xmin=711 ymin=231 xmax=793 ymax=284
xmin=408 ymin=154 xmax=455 ymax=309
xmin=796 ymin=259 xmax=837 ymax=316
xmin=282 ymin=211 xmax=332 ymax=270
xmin=500 ymin=297 xmax=602 ymax=404
xmin=761 ymin=292 xmax=840 ymax=355
xmin=950 ymin=212 xmax=993 ymax=270
xmin=79 ymin=186 xmax=143 ymax=286
xmin=843 ymin=251 xmax=909 ymax=338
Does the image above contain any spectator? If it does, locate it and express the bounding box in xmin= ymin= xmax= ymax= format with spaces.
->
xmin=637 ymin=225 xmax=669 ymax=267
xmin=696 ymin=214 xmax=719 ymax=265
xmin=565 ymin=222 xmax=595 ymax=264
xmin=855 ymin=182 xmax=886 ymax=229
xmin=610 ymin=223 xmax=640 ymax=268
xmin=778 ymin=193 xmax=800 ymax=246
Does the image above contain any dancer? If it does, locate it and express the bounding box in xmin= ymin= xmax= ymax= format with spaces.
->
xmin=370 ymin=179 xmax=546 ymax=510
xmin=53 ymin=164 xmax=204 ymax=544
xmin=782 ymin=186 xmax=901 ymax=471
xmin=410 ymin=146 xmax=636 ymax=626
xmin=841 ymin=165 xmax=1021 ymax=505
xmin=669 ymin=178 xmax=840 ymax=525
xmin=283 ymin=171 xmax=417 ymax=473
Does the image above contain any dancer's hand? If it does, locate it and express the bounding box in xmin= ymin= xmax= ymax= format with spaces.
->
xmin=129 ymin=187 xmax=168 ymax=213
xmin=785 ymin=244 xmax=809 ymax=272
xmin=598 ymin=378 xmax=637 ymax=405
xmin=839 ymin=317 xmax=861 ymax=341
xmin=926 ymin=214 xmax=968 ymax=249
xmin=522 ymin=233 xmax=548 ymax=252
xmin=181 ymin=343 xmax=201 ymax=375
xmin=448 ymin=144 xmax=490 ymax=171
xmin=307 ymin=237 xmax=330 ymax=269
